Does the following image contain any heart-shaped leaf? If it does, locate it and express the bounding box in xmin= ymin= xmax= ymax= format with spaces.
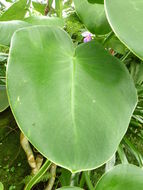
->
xmin=0 ymin=0 xmax=30 ymax=21
xmin=73 ymin=0 xmax=111 ymax=35
xmin=7 ymin=26 xmax=137 ymax=172
xmin=0 ymin=86 xmax=9 ymax=112
xmin=0 ymin=17 xmax=64 ymax=46
xmin=105 ymin=0 xmax=143 ymax=60
xmin=96 ymin=164 xmax=143 ymax=190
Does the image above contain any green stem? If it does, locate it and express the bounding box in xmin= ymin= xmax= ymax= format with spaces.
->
xmin=79 ymin=172 xmax=85 ymax=188
xmin=103 ymin=31 xmax=114 ymax=46
xmin=55 ymin=0 xmax=62 ymax=18
xmin=117 ymin=144 xmax=128 ymax=164
xmin=83 ymin=171 xmax=94 ymax=190
xmin=120 ymin=51 xmax=131 ymax=61
xmin=24 ymin=160 xmax=51 ymax=190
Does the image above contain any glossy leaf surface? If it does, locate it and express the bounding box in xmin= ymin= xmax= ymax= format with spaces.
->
xmin=0 ymin=0 xmax=29 ymax=21
xmin=105 ymin=0 xmax=143 ymax=60
xmin=74 ymin=0 xmax=110 ymax=35
xmin=0 ymin=17 xmax=64 ymax=46
xmin=0 ymin=86 xmax=9 ymax=112
xmin=96 ymin=164 xmax=143 ymax=190
xmin=7 ymin=26 xmax=137 ymax=172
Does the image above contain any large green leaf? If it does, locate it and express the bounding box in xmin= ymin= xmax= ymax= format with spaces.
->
xmin=73 ymin=0 xmax=110 ymax=35
xmin=0 ymin=0 xmax=29 ymax=21
xmin=105 ymin=0 xmax=143 ymax=60
xmin=7 ymin=26 xmax=137 ymax=172
xmin=0 ymin=16 xmax=64 ymax=46
xmin=96 ymin=164 xmax=143 ymax=190
xmin=0 ymin=86 xmax=9 ymax=112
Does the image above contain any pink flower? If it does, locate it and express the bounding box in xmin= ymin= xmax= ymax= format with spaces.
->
xmin=83 ymin=34 xmax=92 ymax=43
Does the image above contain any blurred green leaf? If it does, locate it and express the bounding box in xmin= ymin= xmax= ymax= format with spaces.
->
xmin=32 ymin=1 xmax=46 ymax=15
xmin=105 ymin=36 xmax=127 ymax=55
xmin=0 ymin=0 xmax=30 ymax=21
xmin=105 ymin=0 xmax=143 ymax=60
xmin=0 ymin=16 xmax=64 ymax=46
xmin=74 ymin=0 xmax=111 ymax=35
xmin=0 ymin=182 xmax=4 ymax=190
xmin=0 ymin=85 xmax=9 ymax=112
xmin=59 ymin=168 xmax=72 ymax=186
xmin=24 ymin=16 xmax=65 ymax=27
xmin=96 ymin=164 xmax=143 ymax=190
xmin=0 ymin=20 xmax=30 ymax=46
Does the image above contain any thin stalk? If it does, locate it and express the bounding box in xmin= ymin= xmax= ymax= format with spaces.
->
xmin=117 ymin=144 xmax=128 ymax=164
xmin=24 ymin=160 xmax=51 ymax=190
xmin=45 ymin=164 xmax=57 ymax=190
xmin=55 ymin=0 xmax=62 ymax=18
xmin=79 ymin=172 xmax=85 ymax=188
xmin=120 ymin=51 xmax=131 ymax=61
xmin=103 ymin=31 xmax=114 ymax=46
xmin=83 ymin=171 xmax=94 ymax=190
xmin=123 ymin=137 xmax=143 ymax=167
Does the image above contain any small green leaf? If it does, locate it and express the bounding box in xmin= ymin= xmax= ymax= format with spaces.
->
xmin=0 ymin=0 xmax=30 ymax=21
xmin=7 ymin=26 xmax=137 ymax=172
xmin=105 ymin=0 xmax=143 ymax=60
xmin=96 ymin=164 xmax=143 ymax=190
xmin=74 ymin=0 xmax=111 ymax=34
xmin=0 ymin=85 xmax=9 ymax=112
xmin=32 ymin=2 xmax=46 ymax=15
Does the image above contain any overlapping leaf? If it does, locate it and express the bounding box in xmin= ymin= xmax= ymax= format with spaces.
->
xmin=96 ymin=164 xmax=143 ymax=190
xmin=0 ymin=0 xmax=29 ymax=21
xmin=0 ymin=16 xmax=64 ymax=46
xmin=32 ymin=1 xmax=46 ymax=15
xmin=0 ymin=86 xmax=9 ymax=112
xmin=74 ymin=0 xmax=110 ymax=35
xmin=105 ymin=0 xmax=143 ymax=60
